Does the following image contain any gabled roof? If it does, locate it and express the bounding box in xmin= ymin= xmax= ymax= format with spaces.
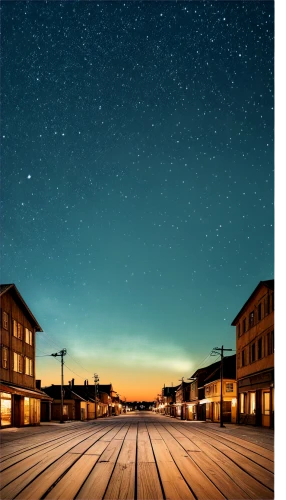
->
xmin=0 ymin=283 xmax=43 ymax=332
xmin=231 ymin=280 xmax=274 ymax=325
xmin=42 ymin=385 xmax=88 ymax=401
xmin=204 ymin=354 xmax=236 ymax=383
xmin=162 ymin=385 xmax=180 ymax=397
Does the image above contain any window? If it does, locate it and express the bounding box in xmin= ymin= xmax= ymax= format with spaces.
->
xmin=242 ymin=349 xmax=246 ymax=367
xmin=251 ymin=343 xmax=256 ymax=363
xmin=263 ymin=392 xmax=270 ymax=416
xmin=240 ymin=393 xmax=245 ymax=413
xmin=25 ymin=357 xmax=33 ymax=376
xmin=258 ymin=303 xmax=262 ymax=321
xmin=271 ymin=292 xmax=274 ymax=312
xmin=13 ymin=320 xmax=17 ymax=337
xmin=257 ymin=338 xmax=262 ymax=360
xmin=17 ymin=323 xmax=23 ymax=340
xmin=2 ymin=347 xmax=8 ymax=369
xmin=2 ymin=311 xmax=9 ymax=330
xmin=249 ymin=311 xmax=254 ymax=328
xmin=266 ymin=330 xmax=274 ymax=356
xmin=271 ymin=330 xmax=275 ymax=353
xmin=13 ymin=352 xmax=23 ymax=373
xmin=0 ymin=392 xmax=12 ymax=426
xmin=237 ymin=323 xmax=240 ymax=338
xmin=226 ymin=383 xmax=234 ymax=392
xmin=242 ymin=318 xmax=246 ymax=333
xmin=25 ymin=328 xmax=33 ymax=346
xmin=250 ymin=392 xmax=256 ymax=415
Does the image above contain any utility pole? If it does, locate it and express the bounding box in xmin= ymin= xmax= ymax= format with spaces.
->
xmin=212 ymin=346 xmax=233 ymax=428
xmin=51 ymin=349 xmax=67 ymax=423
xmin=93 ymin=373 xmax=99 ymax=419
xmin=179 ymin=377 xmax=184 ymax=420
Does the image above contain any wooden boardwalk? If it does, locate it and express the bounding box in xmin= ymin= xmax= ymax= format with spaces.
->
xmin=0 ymin=413 xmax=274 ymax=500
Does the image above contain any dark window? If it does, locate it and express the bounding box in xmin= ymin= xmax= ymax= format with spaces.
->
xmin=249 ymin=311 xmax=254 ymax=328
xmin=251 ymin=343 xmax=256 ymax=363
xmin=237 ymin=324 xmax=240 ymax=338
xmin=271 ymin=292 xmax=274 ymax=312
xmin=243 ymin=318 xmax=246 ymax=333
xmin=242 ymin=349 xmax=247 ymax=367
xmin=271 ymin=330 xmax=274 ymax=353
xmin=258 ymin=303 xmax=262 ymax=321
xmin=258 ymin=338 xmax=262 ymax=359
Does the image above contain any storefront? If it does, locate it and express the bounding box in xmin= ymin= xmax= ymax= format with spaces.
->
xmin=0 ymin=383 xmax=50 ymax=427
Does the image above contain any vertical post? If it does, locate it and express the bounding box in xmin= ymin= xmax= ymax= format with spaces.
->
xmin=61 ymin=351 xmax=64 ymax=423
xmin=220 ymin=346 xmax=224 ymax=428
xmin=94 ymin=373 xmax=99 ymax=419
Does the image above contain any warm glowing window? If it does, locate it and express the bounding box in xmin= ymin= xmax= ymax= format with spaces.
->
xmin=2 ymin=312 xmax=9 ymax=330
xmin=13 ymin=352 xmax=23 ymax=373
xmin=13 ymin=320 xmax=23 ymax=339
xmin=25 ymin=357 xmax=33 ymax=376
xmin=240 ymin=393 xmax=245 ymax=413
xmin=25 ymin=328 xmax=33 ymax=346
xmin=0 ymin=392 xmax=11 ymax=426
xmin=250 ymin=393 xmax=256 ymax=414
xmin=17 ymin=323 xmax=23 ymax=340
xmin=2 ymin=347 xmax=8 ymax=369
xmin=263 ymin=392 xmax=270 ymax=415
xmin=24 ymin=398 xmax=30 ymax=425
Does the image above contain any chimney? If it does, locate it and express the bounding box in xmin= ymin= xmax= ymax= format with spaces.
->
xmin=36 ymin=380 xmax=41 ymax=390
xmin=72 ymin=378 xmax=74 ymax=387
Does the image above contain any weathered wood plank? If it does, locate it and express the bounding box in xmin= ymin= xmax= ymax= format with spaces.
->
xmin=76 ymin=462 xmax=114 ymax=499
xmin=103 ymin=463 xmax=135 ymax=500
xmin=44 ymin=455 xmax=98 ymax=499
xmin=137 ymin=462 xmax=164 ymax=500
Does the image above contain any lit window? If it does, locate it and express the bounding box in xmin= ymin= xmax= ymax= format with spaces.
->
xmin=25 ymin=328 xmax=33 ymax=345
xmin=17 ymin=323 xmax=23 ymax=340
xmin=25 ymin=357 xmax=33 ymax=376
xmin=240 ymin=393 xmax=245 ymax=413
xmin=250 ymin=392 xmax=256 ymax=414
xmin=13 ymin=352 xmax=23 ymax=373
xmin=13 ymin=320 xmax=18 ymax=337
xmin=2 ymin=311 xmax=8 ymax=330
xmin=263 ymin=392 xmax=270 ymax=415
xmin=2 ymin=347 xmax=8 ymax=369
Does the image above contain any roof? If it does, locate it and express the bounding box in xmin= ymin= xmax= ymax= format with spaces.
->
xmin=0 ymin=382 xmax=52 ymax=400
xmin=189 ymin=354 xmax=236 ymax=384
xmin=162 ymin=385 xmax=180 ymax=397
xmin=42 ymin=385 xmax=88 ymax=401
xmin=231 ymin=280 xmax=274 ymax=325
xmin=0 ymin=283 xmax=43 ymax=332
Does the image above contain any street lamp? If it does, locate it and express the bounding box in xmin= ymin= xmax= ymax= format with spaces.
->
xmin=51 ymin=349 xmax=67 ymax=423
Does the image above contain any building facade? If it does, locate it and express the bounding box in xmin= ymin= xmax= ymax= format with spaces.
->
xmin=232 ymin=280 xmax=274 ymax=427
xmin=0 ymin=284 xmax=51 ymax=427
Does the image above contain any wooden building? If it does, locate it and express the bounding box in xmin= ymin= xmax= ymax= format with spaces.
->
xmin=0 ymin=284 xmax=51 ymax=427
xmin=187 ymin=355 xmax=237 ymax=423
xmin=232 ymin=280 xmax=274 ymax=427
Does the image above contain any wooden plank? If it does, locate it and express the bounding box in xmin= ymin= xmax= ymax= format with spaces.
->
xmin=44 ymin=455 xmax=98 ymax=499
xmin=98 ymin=439 xmax=123 ymax=463
xmin=137 ymin=463 xmax=163 ymax=500
xmin=151 ymin=440 xmax=195 ymax=500
xmin=157 ymin=431 xmax=225 ymax=500
xmin=146 ymin=424 xmax=162 ymax=440
xmin=137 ymin=439 xmax=155 ymax=463
xmin=103 ymin=463 xmax=135 ymax=500
xmin=124 ymin=425 xmax=137 ymax=440
xmin=193 ymin=427 xmax=274 ymax=471
xmin=84 ymin=440 xmax=110 ymax=456
xmin=187 ymin=435 xmax=274 ymax=499
xmin=0 ymin=454 xmax=76 ymax=500
xmin=76 ymin=462 xmax=114 ymax=500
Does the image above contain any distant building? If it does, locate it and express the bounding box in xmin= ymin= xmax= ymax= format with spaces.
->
xmin=232 ymin=280 xmax=274 ymax=427
xmin=187 ymin=355 xmax=237 ymax=423
xmin=42 ymin=380 xmax=121 ymax=420
xmin=0 ymin=284 xmax=51 ymax=427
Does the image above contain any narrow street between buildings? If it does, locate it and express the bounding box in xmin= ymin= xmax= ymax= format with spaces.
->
xmin=0 ymin=412 xmax=274 ymax=500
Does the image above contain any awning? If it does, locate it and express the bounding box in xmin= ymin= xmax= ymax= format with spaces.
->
xmin=199 ymin=399 xmax=211 ymax=404
xmin=0 ymin=382 xmax=52 ymax=400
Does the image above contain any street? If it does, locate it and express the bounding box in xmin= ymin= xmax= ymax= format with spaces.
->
xmin=0 ymin=412 xmax=274 ymax=500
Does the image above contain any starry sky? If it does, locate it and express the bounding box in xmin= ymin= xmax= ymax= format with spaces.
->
xmin=1 ymin=0 xmax=274 ymax=401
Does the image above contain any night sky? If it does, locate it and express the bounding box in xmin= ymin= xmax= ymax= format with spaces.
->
xmin=1 ymin=0 xmax=274 ymax=401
